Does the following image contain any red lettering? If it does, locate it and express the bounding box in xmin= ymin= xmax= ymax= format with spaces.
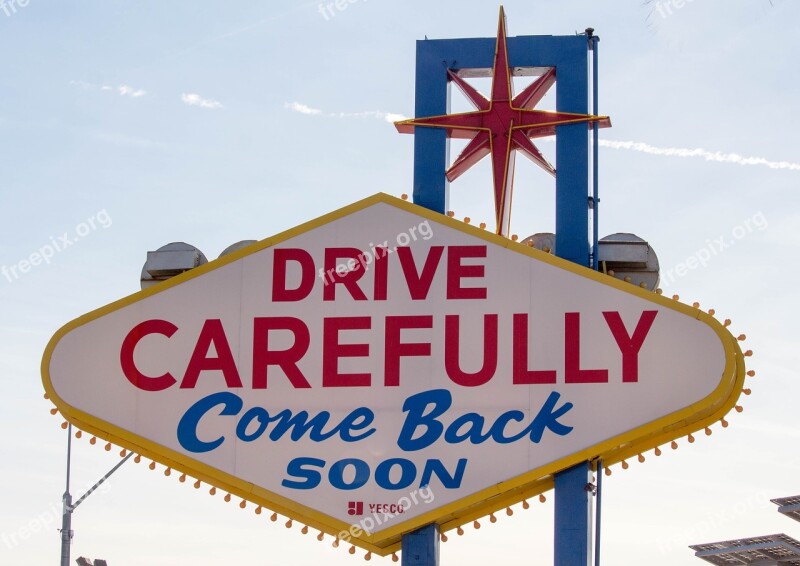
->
xmin=181 ymin=319 xmax=242 ymax=389
xmin=397 ymin=246 xmax=444 ymax=300
xmin=272 ymin=248 xmax=315 ymax=302
xmin=384 ymin=315 xmax=433 ymax=386
xmin=373 ymin=247 xmax=389 ymax=300
xmin=444 ymin=314 xmax=498 ymax=387
xmin=120 ymin=319 xmax=178 ymax=391
xmin=252 ymin=317 xmax=311 ymax=388
xmin=323 ymin=248 xmax=368 ymax=301
xmin=512 ymin=313 xmax=556 ymax=384
xmin=603 ymin=311 xmax=658 ymax=383
xmin=323 ymin=317 xmax=371 ymax=387
xmin=446 ymin=246 xmax=487 ymax=300
xmin=564 ymin=312 xmax=608 ymax=383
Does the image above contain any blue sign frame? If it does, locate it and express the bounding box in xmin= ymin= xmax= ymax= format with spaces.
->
xmin=411 ymin=35 xmax=591 ymax=266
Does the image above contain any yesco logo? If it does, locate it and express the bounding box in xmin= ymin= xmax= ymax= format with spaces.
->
xmin=348 ymin=501 xmax=407 ymax=516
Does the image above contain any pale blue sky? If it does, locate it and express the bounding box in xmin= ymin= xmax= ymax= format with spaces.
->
xmin=1 ymin=1 xmax=798 ymax=565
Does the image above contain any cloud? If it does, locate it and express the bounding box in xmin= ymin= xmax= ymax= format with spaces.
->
xmin=383 ymin=112 xmax=409 ymax=123
xmin=285 ymin=101 xmax=322 ymax=115
xmin=181 ymin=93 xmax=224 ymax=110
xmin=70 ymin=80 xmax=147 ymax=98
xmin=118 ymin=85 xmax=146 ymax=98
xmin=331 ymin=110 xmax=409 ymax=123
xmin=284 ymin=101 xmax=407 ymax=122
xmin=600 ymin=139 xmax=800 ymax=171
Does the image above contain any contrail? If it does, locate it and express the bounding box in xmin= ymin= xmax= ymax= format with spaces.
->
xmin=599 ymin=139 xmax=800 ymax=171
xmin=285 ymin=102 xmax=799 ymax=172
xmin=284 ymin=101 xmax=407 ymax=123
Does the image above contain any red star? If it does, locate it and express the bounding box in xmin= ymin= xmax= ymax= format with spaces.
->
xmin=396 ymin=7 xmax=611 ymax=236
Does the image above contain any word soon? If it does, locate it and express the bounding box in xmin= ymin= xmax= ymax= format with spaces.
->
xmin=282 ymin=457 xmax=467 ymax=491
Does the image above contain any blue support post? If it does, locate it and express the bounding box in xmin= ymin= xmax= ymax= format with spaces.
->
xmin=554 ymin=462 xmax=593 ymax=566
xmin=412 ymin=40 xmax=451 ymax=215
xmin=590 ymin=32 xmax=600 ymax=271
xmin=594 ymin=460 xmax=604 ymax=566
xmin=402 ymin=523 xmax=440 ymax=566
xmin=550 ymin=33 xmax=593 ymax=566
xmin=408 ymin=32 xmax=596 ymax=566
xmin=552 ymin=37 xmax=590 ymax=267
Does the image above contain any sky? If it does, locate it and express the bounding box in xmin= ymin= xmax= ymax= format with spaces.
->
xmin=1 ymin=0 xmax=799 ymax=564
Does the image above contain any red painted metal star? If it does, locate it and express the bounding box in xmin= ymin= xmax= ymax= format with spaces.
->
xmin=396 ymin=7 xmax=611 ymax=236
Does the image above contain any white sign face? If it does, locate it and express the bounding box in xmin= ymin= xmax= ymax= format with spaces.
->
xmin=42 ymin=193 xmax=743 ymax=554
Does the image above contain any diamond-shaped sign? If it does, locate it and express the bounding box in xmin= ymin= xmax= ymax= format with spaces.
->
xmin=42 ymin=193 xmax=744 ymax=555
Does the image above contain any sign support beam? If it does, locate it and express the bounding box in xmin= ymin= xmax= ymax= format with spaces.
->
xmin=554 ymin=462 xmax=593 ymax=566
xmin=552 ymin=31 xmax=597 ymax=566
xmin=402 ymin=523 xmax=440 ymax=566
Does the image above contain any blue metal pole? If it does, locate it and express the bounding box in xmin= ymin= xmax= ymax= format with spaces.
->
xmin=554 ymin=462 xmax=593 ymax=566
xmin=550 ymin=34 xmax=591 ymax=267
xmin=594 ymin=460 xmax=603 ymax=566
xmin=591 ymin=32 xmax=600 ymax=271
xmin=411 ymin=40 xmax=451 ymax=215
xmin=402 ymin=523 xmax=440 ymax=566
xmin=553 ymin=31 xmax=594 ymax=566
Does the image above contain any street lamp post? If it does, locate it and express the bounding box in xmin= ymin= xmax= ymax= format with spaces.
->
xmin=59 ymin=423 xmax=132 ymax=566
xmin=60 ymin=424 xmax=73 ymax=566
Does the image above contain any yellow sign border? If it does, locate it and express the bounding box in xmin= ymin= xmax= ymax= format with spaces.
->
xmin=41 ymin=192 xmax=744 ymax=555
